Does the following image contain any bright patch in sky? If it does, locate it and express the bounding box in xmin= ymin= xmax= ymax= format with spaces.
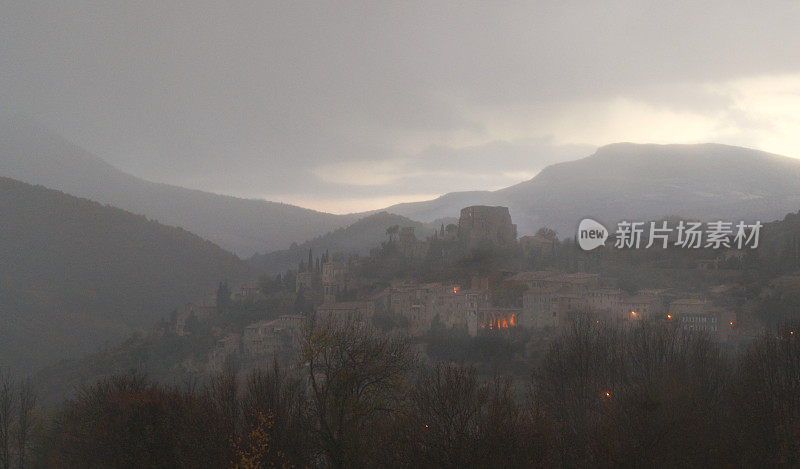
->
xmin=266 ymin=193 xmax=444 ymax=215
xmin=296 ymin=73 xmax=800 ymax=213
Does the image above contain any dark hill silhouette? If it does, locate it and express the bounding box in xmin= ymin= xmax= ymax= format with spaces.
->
xmin=0 ymin=176 xmax=258 ymax=372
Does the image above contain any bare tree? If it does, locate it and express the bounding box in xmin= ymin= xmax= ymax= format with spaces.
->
xmin=239 ymin=361 xmax=311 ymax=466
xmin=302 ymin=316 xmax=415 ymax=468
xmin=15 ymin=380 xmax=35 ymax=469
xmin=406 ymin=364 xmax=485 ymax=467
xmin=0 ymin=374 xmax=13 ymax=469
xmin=532 ymin=317 xmax=729 ymax=466
xmin=205 ymin=371 xmax=239 ymax=440
xmin=734 ymin=325 xmax=800 ymax=465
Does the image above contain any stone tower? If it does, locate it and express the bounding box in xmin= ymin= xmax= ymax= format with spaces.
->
xmin=458 ymin=206 xmax=517 ymax=249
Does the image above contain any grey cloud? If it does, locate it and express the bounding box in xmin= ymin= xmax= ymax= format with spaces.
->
xmin=298 ymin=139 xmax=595 ymax=199
xmin=1 ymin=1 xmax=799 ymax=210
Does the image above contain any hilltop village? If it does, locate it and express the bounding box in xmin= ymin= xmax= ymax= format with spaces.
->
xmin=153 ymin=205 xmax=763 ymax=376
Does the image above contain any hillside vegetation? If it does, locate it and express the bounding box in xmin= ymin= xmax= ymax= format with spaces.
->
xmin=250 ymin=211 xmax=449 ymax=273
xmin=0 ymin=176 xmax=258 ymax=372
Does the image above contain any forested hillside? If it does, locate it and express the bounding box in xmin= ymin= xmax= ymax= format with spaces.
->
xmin=250 ymin=211 xmax=449 ymax=273
xmin=0 ymin=177 xmax=258 ymax=372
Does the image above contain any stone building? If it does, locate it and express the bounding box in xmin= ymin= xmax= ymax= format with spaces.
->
xmin=587 ymin=288 xmax=625 ymax=313
xmin=668 ymin=298 xmax=711 ymax=316
xmin=517 ymin=270 xmax=667 ymax=328
xmin=234 ymin=281 xmax=264 ymax=303
xmin=510 ymin=271 xmax=557 ymax=290
xmin=619 ymin=294 xmax=662 ymax=321
xmin=383 ymin=280 xmax=490 ymax=336
xmin=242 ymin=314 xmax=304 ymax=358
xmin=208 ymin=332 xmax=241 ymax=373
xmin=175 ymin=300 xmax=216 ymax=336
xmin=458 ymin=206 xmax=517 ymax=249
xmin=428 ymin=284 xmax=489 ymax=336
xmin=388 ymin=281 xmax=441 ymax=335
xmin=322 ymin=261 xmax=349 ymax=304
xmin=510 ymin=271 xmax=600 ymax=295
xmin=316 ymin=300 xmax=376 ymax=323
xmin=668 ymin=299 xmax=736 ymax=340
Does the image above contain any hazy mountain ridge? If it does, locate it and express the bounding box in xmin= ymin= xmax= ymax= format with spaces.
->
xmin=379 ymin=191 xmax=502 ymax=222
xmin=0 ymin=117 xmax=358 ymax=256
xmin=6 ymin=117 xmax=800 ymax=257
xmin=383 ymin=143 xmax=800 ymax=237
xmin=0 ymin=176 xmax=259 ymax=373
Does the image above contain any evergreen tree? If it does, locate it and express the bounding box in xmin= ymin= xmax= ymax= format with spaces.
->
xmin=216 ymin=281 xmax=231 ymax=314
xmin=386 ymin=225 xmax=399 ymax=242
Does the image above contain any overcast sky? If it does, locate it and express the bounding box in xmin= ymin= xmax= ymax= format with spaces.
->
xmin=2 ymin=1 xmax=800 ymax=213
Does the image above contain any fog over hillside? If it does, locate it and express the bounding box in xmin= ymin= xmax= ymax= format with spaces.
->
xmin=0 ymin=176 xmax=258 ymax=372
xmin=0 ymin=117 xmax=358 ymax=257
xmin=7 ymin=117 xmax=800 ymax=260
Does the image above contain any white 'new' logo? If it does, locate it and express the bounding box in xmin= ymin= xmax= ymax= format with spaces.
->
xmin=577 ymin=219 xmax=608 ymax=250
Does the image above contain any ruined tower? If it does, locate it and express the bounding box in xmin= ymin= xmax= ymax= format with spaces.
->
xmin=457 ymin=206 xmax=517 ymax=249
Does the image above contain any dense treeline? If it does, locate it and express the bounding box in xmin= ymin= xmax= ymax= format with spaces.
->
xmin=33 ymin=288 xmax=297 ymax=407
xmin=250 ymin=212 xmax=442 ymax=274
xmin=0 ymin=374 xmax=37 ymax=469
xmin=32 ymin=318 xmax=800 ymax=468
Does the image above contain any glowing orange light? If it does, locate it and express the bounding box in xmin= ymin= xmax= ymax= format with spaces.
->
xmin=667 ymin=314 xmax=672 ymax=319
xmin=604 ymin=391 xmax=611 ymax=398
xmin=482 ymin=312 xmax=517 ymax=330
xmin=729 ymin=321 xmax=734 ymax=326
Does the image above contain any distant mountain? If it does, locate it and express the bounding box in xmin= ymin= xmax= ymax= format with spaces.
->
xmin=250 ymin=212 xmax=450 ymax=273
xmin=383 ymin=143 xmax=800 ymax=237
xmin=382 ymin=191 xmax=501 ymax=223
xmin=0 ymin=117 xmax=358 ymax=256
xmin=0 ymin=176 xmax=259 ymax=373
